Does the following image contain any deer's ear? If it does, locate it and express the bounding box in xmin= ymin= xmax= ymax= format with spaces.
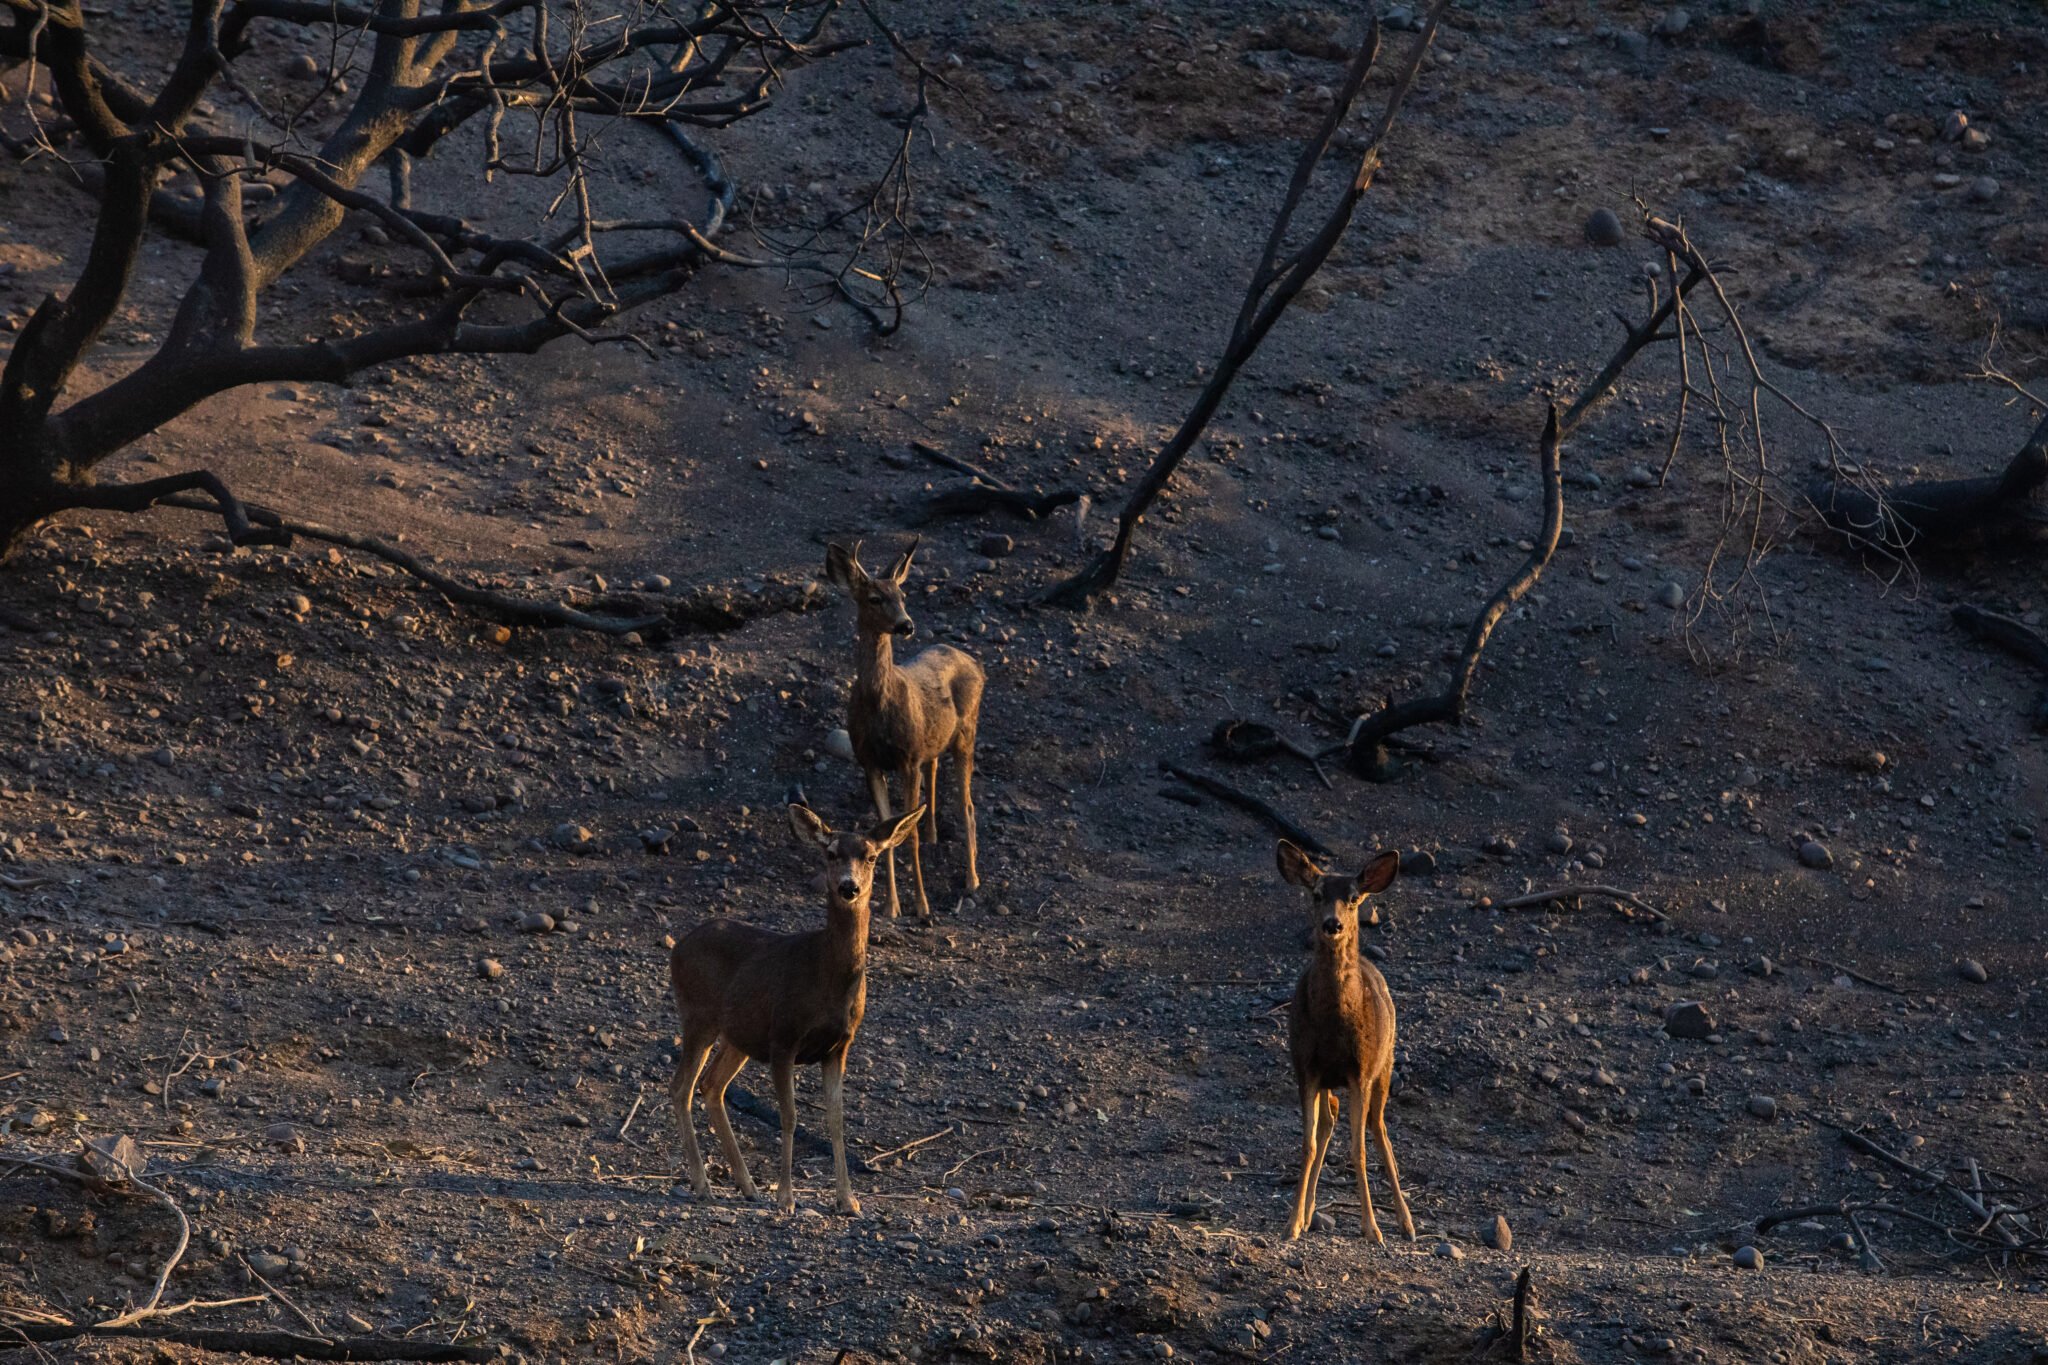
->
xmin=1354 ymin=850 xmax=1400 ymax=897
xmin=884 ymin=536 xmax=919 ymax=585
xmin=1276 ymin=839 xmax=1325 ymax=889
xmin=875 ymin=805 xmax=925 ymax=850
xmin=823 ymin=543 xmax=864 ymax=590
xmin=789 ymin=803 xmax=833 ymax=848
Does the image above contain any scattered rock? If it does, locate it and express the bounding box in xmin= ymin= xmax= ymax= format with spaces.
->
xmin=1311 ymin=1211 xmax=1335 ymax=1233
xmin=1940 ymin=110 xmax=1969 ymax=143
xmin=150 ymin=747 xmax=177 ymax=768
xmin=1615 ymin=29 xmax=1650 ymax=61
xmin=1746 ymin=1094 xmax=1778 ymax=1120
xmin=1626 ymin=465 xmax=1657 ymax=488
xmin=519 ymin=911 xmax=556 ymax=934
xmin=1957 ymin=958 xmax=1989 ymax=984
xmin=824 ymin=729 xmax=857 ymax=763
xmin=1655 ymin=8 xmax=1691 ymax=37
xmin=286 ymin=53 xmax=320 ymax=80
xmin=1584 ymin=208 xmax=1625 ymax=247
xmin=1732 ymin=1244 xmax=1763 ymax=1270
xmin=1798 ymin=840 xmax=1833 ymax=870
xmin=1544 ymin=831 xmax=1573 ymax=855
xmin=552 ymin=823 xmax=594 ymax=853
xmin=247 ymin=1251 xmax=292 ymax=1277
xmin=638 ymin=827 xmax=676 ymax=855
xmin=1663 ymin=1000 xmax=1716 ymax=1041
xmin=1399 ymin=849 xmax=1436 ymax=877
xmin=1656 ymin=581 xmax=1685 ymax=609
xmin=479 ymin=957 xmax=505 ymax=980
xmin=1969 ymin=176 xmax=2000 ymax=204
xmin=1485 ymin=1215 xmax=1513 ymax=1251
xmin=1433 ymin=1240 xmax=1465 ymax=1260
xmin=977 ymin=533 xmax=1016 ymax=559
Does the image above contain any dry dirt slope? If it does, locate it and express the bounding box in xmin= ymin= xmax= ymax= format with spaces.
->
xmin=4 ymin=0 xmax=2048 ymax=1362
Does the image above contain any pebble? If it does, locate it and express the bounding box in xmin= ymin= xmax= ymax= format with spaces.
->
xmin=638 ymin=827 xmax=676 ymax=855
xmin=640 ymin=574 xmax=673 ymax=593
xmin=519 ymin=912 xmax=556 ymax=934
xmin=1485 ymin=835 xmax=1516 ymax=857
xmin=1584 ymin=208 xmax=1625 ymax=247
xmin=151 ymin=747 xmax=177 ymax=768
xmin=1940 ymin=110 xmax=1969 ymax=143
xmin=1663 ymin=1000 xmax=1716 ymax=1041
xmin=552 ymin=823 xmax=593 ymax=852
xmin=1399 ymin=849 xmax=1436 ymax=877
xmin=1485 ymin=1214 xmax=1513 ymax=1251
xmin=1311 ymin=1212 xmax=1335 ymax=1233
xmin=1969 ymin=176 xmax=2000 ymax=204
xmin=247 ymin=1251 xmax=292 ymax=1277
xmin=1545 ymin=831 xmax=1573 ymax=855
xmin=1957 ymin=958 xmax=1989 ymax=984
xmin=1626 ymin=465 xmax=1657 ymax=488
xmin=286 ymin=53 xmax=319 ymax=80
xmin=1732 ymin=1245 xmax=1763 ymax=1270
xmin=977 ymin=533 xmax=1015 ymax=559
xmin=1798 ymin=840 xmax=1833 ymax=870
xmin=479 ymin=958 xmax=505 ymax=980
xmin=1655 ymin=8 xmax=1691 ymax=36
xmin=1433 ymin=1241 xmax=1465 ymax=1260
xmin=1746 ymin=1094 xmax=1778 ymax=1120
xmin=1656 ymin=581 xmax=1685 ymax=609
xmin=824 ymin=728 xmax=857 ymax=763
xmin=1616 ymin=30 xmax=1650 ymax=60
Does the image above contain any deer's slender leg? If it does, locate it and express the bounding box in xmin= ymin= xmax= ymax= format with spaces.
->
xmin=900 ymin=762 xmax=930 ymax=916
xmin=669 ymin=1033 xmax=716 ymax=1195
xmin=772 ymin=1055 xmax=798 ymax=1214
xmin=923 ymin=758 xmax=940 ymax=842
xmin=1369 ymin=1072 xmax=1415 ymax=1240
xmin=700 ymin=1045 xmax=758 ymax=1199
xmin=1310 ymin=1088 xmax=1343 ymax=1227
xmin=955 ymin=730 xmax=979 ymax=893
xmin=1287 ymin=1085 xmax=1324 ymax=1239
xmin=1350 ymin=1079 xmax=1383 ymax=1244
xmin=822 ymin=1050 xmax=859 ymax=1216
xmin=867 ymin=768 xmax=899 ymax=918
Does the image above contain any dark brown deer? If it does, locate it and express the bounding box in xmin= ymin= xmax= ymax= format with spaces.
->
xmin=823 ymin=540 xmax=985 ymax=917
xmin=1276 ymin=840 xmax=1416 ymax=1243
xmin=668 ymin=802 xmax=923 ymax=1215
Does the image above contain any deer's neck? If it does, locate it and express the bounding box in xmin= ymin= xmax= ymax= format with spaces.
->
xmin=1312 ymin=938 xmax=1363 ymax=996
xmin=825 ymin=896 xmax=871 ymax=976
xmin=853 ymin=625 xmax=900 ymax=698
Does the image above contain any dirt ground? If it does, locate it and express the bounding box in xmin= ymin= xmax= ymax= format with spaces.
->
xmin=3 ymin=1 xmax=2047 ymax=1362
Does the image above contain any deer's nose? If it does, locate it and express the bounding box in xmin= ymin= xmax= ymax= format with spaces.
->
xmin=1321 ymin=916 xmax=1341 ymax=937
xmin=838 ymin=878 xmax=861 ymax=900
xmin=892 ymin=619 xmax=915 ymax=638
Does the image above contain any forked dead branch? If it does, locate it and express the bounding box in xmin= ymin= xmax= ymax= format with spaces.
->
xmin=0 ymin=0 xmax=925 ymax=629
xmin=1041 ymin=0 xmax=1454 ymax=608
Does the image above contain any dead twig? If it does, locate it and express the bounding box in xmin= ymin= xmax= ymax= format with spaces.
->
xmin=1488 ymin=884 xmax=1669 ymax=924
xmin=1159 ymin=762 xmax=1331 ymax=856
xmin=1798 ymin=956 xmax=1905 ymax=995
xmin=868 ymin=1126 xmax=954 ymax=1164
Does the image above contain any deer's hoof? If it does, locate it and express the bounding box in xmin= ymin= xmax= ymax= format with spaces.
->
xmin=1286 ymin=1221 xmax=1306 ymax=1241
xmin=836 ymin=1196 xmax=862 ymax=1217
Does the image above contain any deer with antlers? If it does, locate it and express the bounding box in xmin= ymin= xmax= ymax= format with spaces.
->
xmin=1276 ymin=840 xmax=1417 ymax=1243
xmin=823 ymin=539 xmax=985 ymax=917
xmin=668 ymin=802 xmax=922 ymax=1215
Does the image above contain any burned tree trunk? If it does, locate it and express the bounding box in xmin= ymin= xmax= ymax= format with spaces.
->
xmin=1810 ymin=411 xmax=2048 ymax=552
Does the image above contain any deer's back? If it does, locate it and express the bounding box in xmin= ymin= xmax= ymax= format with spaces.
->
xmin=670 ymin=920 xmax=865 ymax=1064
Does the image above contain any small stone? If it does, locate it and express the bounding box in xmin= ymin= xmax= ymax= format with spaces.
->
xmin=1655 ymin=8 xmax=1691 ymax=36
xmin=824 ymin=729 xmax=857 ymax=763
xmin=1433 ymin=1240 xmax=1465 ymax=1260
xmin=150 ymin=747 xmax=177 ymax=768
xmin=638 ymin=827 xmax=676 ymax=855
xmin=1663 ymin=1000 xmax=1716 ymax=1041
xmin=1399 ymin=849 xmax=1436 ymax=877
xmin=1626 ymin=465 xmax=1657 ymax=488
xmin=1311 ymin=1211 xmax=1335 ymax=1233
xmin=1746 ymin=1094 xmax=1778 ymax=1120
xmin=640 ymin=574 xmax=673 ymax=593
xmin=1584 ymin=208 xmax=1625 ymax=247
xmin=1485 ymin=1215 xmax=1513 ymax=1251
xmin=1798 ymin=840 xmax=1833 ymax=870
xmin=1544 ymin=831 xmax=1573 ymax=855
xmin=977 ymin=533 xmax=1016 ymax=559
xmin=1485 ymin=835 xmax=1516 ymax=857
xmin=1616 ymin=29 xmax=1650 ymax=60
xmin=1732 ymin=1245 xmax=1763 ymax=1270
xmin=1940 ymin=110 xmax=1968 ymax=142
xmin=1969 ymin=176 xmax=2001 ymax=204
xmin=479 ymin=958 xmax=505 ymax=980
xmin=247 ymin=1251 xmax=292 ymax=1277
xmin=1957 ymin=958 xmax=1989 ymax=984
xmin=552 ymin=823 xmax=593 ymax=852
xmin=1656 ymin=581 xmax=1685 ymax=609
xmin=519 ymin=911 xmax=556 ymax=934
xmin=286 ymin=53 xmax=319 ymax=80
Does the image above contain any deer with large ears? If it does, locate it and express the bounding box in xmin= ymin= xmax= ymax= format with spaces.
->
xmin=1276 ymin=839 xmax=1417 ymax=1244
xmin=822 ymin=539 xmax=985 ymax=917
xmin=668 ymin=802 xmax=923 ymax=1215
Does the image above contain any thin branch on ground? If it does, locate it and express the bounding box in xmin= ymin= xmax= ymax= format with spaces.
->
xmin=1487 ymin=884 xmax=1669 ymax=923
xmin=1159 ymin=761 xmax=1331 ymax=856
